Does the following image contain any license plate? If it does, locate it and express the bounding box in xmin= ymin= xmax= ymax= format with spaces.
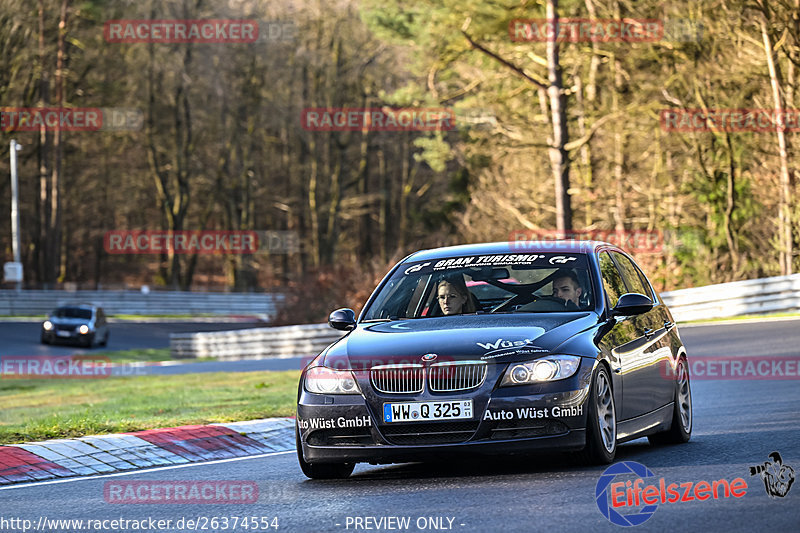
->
xmin=56 ymin=331 xmax=72 ymax=337
xmin=383 ymin=400 xmax=473 ymax=423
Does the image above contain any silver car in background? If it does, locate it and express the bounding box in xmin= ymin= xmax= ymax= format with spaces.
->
xmin=40 ymin=305 xmax=109 ymax=348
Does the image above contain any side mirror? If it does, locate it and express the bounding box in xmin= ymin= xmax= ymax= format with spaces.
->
xmin=328 ymin=308 xmax=356 ymax=331
xmin=610 ymin=293 xmax=654 ymax=317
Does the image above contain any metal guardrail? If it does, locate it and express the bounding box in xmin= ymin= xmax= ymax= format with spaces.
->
xmin=0 ymin=290 xmax=280 ymax=317
xmin=170 ymin=323 xmax=344 ymax=360
xmin=168 ymin=274 xmax=800 ymax=361
xmin=660 ymin=273 xmax=800 ymax=323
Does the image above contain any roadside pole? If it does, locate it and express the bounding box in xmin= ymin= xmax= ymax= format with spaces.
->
xmin=9 ymin=140 xmax=23 ymax=291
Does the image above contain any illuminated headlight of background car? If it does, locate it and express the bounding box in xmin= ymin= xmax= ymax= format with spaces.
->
xmin=43 ymin=320 xmax=53 ymax=331
xmin=79 ymin=324 xmax=90 ymax=334
xmin=500 ymin=355 xmax=581 ymax=386
xmin=304 ymin=366 xmax=361 ymax=395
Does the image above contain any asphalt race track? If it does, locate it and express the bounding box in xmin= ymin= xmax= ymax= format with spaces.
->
xmin=1 ymin=319 xmax=799 ymax=532
xmin=0 ymin=320 xmax=265 ymax=357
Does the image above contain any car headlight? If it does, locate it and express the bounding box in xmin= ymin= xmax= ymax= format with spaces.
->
xmin=304 ymin=366 xmax=361 ymax=395
xmin=500 ymin=355 xmax=581 ymax=386
xmin=79 ymin=325 xmax=90 ymax=334
xmin=43 ymin=320 xmax=53 ymax=331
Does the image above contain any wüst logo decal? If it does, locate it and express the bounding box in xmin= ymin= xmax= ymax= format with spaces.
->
xmin=596 ymin=461 xmax=748 ymax=527
xmin=750 ymin=452 xmax=795 ymax=498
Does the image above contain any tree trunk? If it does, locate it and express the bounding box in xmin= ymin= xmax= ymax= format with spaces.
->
xmin=761 ymin=17 xmax=793 ymax=275
xmin=573 ymin=74 xmax=593 ymax=228
xmin=37 ymin=0 xmax=52 ymax=286
xmin=546 ymin=0 xmax=572 ymax=232
xmin=50 ymin=0 xmax=68 ymax=284
xmin=723 ymin=133 xmax=739 ymax=277
xmin=611 ymin=53 xmax=625 ymax=233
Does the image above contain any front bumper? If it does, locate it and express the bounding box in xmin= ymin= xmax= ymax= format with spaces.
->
xmin=297 ymin=361 xmax=594 ymax=464
xmin=44 ymin=328 xmax=93 ymax=342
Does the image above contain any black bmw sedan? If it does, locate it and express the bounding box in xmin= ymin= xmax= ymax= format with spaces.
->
xmin=296 ymin=241 xmax=692 ymax=479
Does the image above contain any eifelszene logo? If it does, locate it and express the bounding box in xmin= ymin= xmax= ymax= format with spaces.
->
xmin=595 ymin=461 xmax=748 ymax=527
xmin=749 ymin=452 xmax=795 ymax=498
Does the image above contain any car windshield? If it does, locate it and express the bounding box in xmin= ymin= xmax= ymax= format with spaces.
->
xmin=52 ymin=307 xmax=92 ymax=319
xmin=362 ymin=253 xmax=595 ymax=320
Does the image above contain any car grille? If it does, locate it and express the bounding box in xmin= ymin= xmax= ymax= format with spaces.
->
xmin=428 ymin=361 xmax=487 ymax=392
xmin=370 ymin=361 xmax=487 ymax=394
xmin=380 ymin=421 xmax=480 ymax=445
xmin=55 ymin=324 xmax=77 ymax=332
xmin=370 ymin=365 xmax=424 ymax=394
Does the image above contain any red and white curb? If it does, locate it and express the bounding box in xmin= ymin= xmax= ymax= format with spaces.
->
xmin=0 ymin=418 xmax=294 ymax=485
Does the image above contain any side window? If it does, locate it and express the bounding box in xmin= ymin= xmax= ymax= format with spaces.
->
xmin=610 ymin=252 xmax=649 ymax=297
xmin=599 ymin=252 xmax=626 ymax=308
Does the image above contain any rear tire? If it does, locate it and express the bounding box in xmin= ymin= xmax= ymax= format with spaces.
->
xmin=296 ymin=427 xmax=355 ymax=479
xmin=648 ymin=357 xmax=692 ymax=445
xmin=577 ymin=365 xmax=617 ymax=465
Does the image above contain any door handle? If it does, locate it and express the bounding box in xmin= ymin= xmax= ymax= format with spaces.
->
xmin=643 ymin=328 xmax=654 ymax=339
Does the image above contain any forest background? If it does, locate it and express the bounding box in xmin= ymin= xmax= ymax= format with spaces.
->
xmin=1 ymin=0 xmax=798 ymax=323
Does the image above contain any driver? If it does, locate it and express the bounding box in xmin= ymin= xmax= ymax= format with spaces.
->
xmin=437 ymin=275 xmax=477 ymax=315
xmin=551 ymin=269 xmax=583 ymax=307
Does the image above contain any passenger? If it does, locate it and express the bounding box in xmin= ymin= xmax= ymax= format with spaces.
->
xmin=436 ymin=276 xmax=477 ymax=315
xmin=551 ymin=269 xmax=583 ymax=307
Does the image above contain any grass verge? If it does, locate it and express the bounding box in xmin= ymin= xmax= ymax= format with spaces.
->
xmin=96 ymin=348 xmax=173 ymax=363
xmin=85 ymin=348 xmax=214 ymax=364
xmin=0 ymin=370 xmax=299 ymax=445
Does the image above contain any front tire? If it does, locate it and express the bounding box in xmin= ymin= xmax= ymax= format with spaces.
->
xmin=578 ymin=365 xmax=617 ymax=464
xmin=81 ymin=333 xmax=95 ymax=348
xmin=296 ymin=427 xmax=355 ymax=479
xmin=648 ymin=357 xmax=692 ymax=445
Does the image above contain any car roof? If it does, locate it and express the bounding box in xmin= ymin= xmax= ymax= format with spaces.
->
xmin=404 ymin=240 xmax=617 ymax=262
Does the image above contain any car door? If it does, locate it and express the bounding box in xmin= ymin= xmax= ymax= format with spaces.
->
xmin=609 ymin=251 xmax=673 ymax=416
xmin=597 ymin=251 xmax=641 ymax=421
xmin=95 ymin=308 xmax=107 ymax=339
